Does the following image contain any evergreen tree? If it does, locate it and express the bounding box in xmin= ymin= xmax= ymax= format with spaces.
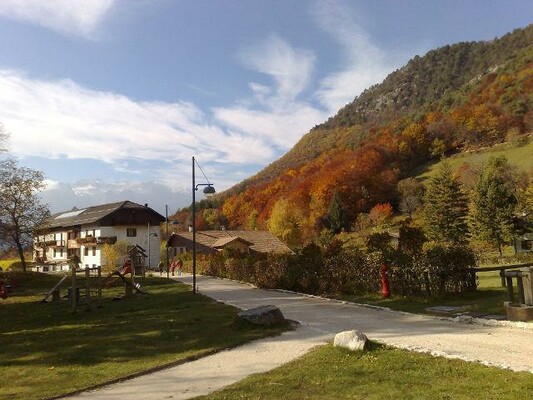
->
xmin=327 ymin=192 xmax=349 ymax=234
xmin=423 ymin=160 xmax=469 ymax=244
xmin=470 ymin=156 xmax=517 ymax=255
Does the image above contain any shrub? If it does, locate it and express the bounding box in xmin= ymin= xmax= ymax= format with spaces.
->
xmin=421 ymin=242 xmax=477 ymax=295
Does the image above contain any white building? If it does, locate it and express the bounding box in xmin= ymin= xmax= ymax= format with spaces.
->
xmin=33 ymin=201 xmax=165 ymax=272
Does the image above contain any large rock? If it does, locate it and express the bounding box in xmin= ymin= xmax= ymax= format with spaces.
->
xmin=238 ymin=305 xmax=286 ymax=326
xmin=333 ymin=330 xmax=368 ymax=351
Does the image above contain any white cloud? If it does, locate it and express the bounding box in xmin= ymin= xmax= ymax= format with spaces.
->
xmin=213 ymin=105 xmax=326 ymax=150
xmin=238 ymin=35 xmax=316 ymax=107
xmin=0 ymin=69 xmax=286 ymax=200
xmin=311 ymin=0 xmax=395 ymax=112
xmin=0 ymin=0 xmax=115 ymax=38
xmin=1 ymin=0 xmax=401 ymax=210
xmin=211 ymin=35 xmax=328 ymax=152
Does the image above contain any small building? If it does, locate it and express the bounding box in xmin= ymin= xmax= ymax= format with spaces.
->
xmin=513 ymin=233 xmax=533 ymax=253
xmin=166 ymin=230 xmax=293 ymax=257
xmin=33 ymin=201 xmax=165 ymax=272
xmin=512 ymin=216 xmax=533 ymax=254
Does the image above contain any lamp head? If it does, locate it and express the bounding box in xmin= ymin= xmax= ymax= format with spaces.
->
xmin=203 ymin=185 xmax=216 ymax=198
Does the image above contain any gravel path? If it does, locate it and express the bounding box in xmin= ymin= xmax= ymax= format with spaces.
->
xmin=68 ymin=274 xmax=533 ymax=400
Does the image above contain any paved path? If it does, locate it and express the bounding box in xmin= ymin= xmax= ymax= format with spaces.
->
xmin=70 ymin=274 xmax=533 ymax=400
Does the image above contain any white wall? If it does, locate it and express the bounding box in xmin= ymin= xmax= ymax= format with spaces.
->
xmin=34 ymin=223 xmax=162 ymax=271
xmin=82 ymin=224 xmax=162 ymax=269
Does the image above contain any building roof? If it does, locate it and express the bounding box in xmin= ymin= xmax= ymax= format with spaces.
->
xmin=212 ymin=236 xmax=254 ymax=249
xmin=167 ymin=230 xmax=293 ymax=254
xmin=43 ymin=201 xmax=165 ymax=230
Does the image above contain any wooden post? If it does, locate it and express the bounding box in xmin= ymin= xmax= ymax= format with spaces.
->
xmin=517 ymin=275 xmax=525 ymax=305
xmin=71 ymin=265 xmax=77 ymax=313
xmin=85 ymin=267 xmax=90 ymax=304
xmin=500 ymin=269 xmax=506 ymax=287
xmin=97 ymin=266 xmax=102 ymax=307
xmin=506 ymin=276 xmax=514 ymax=303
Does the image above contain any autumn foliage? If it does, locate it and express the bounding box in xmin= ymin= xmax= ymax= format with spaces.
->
xmin=174 ymin=27 xmax=533 ymax=246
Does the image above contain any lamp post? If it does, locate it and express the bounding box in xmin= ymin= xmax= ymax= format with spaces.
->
xmin=192 ymin=156 xmax=215 ymax=294
xmin=165 ymin=205 xmax=170 ymax=279
xmin=147 ymin=223 xmax=158 ymax=273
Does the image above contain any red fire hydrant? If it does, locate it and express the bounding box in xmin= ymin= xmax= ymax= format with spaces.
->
xmin=380 ymin=265 xmax=390 ymax=298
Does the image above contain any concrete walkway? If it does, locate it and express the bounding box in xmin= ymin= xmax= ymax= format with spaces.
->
xmin=69 ymin=274 xmax=533 ymax=400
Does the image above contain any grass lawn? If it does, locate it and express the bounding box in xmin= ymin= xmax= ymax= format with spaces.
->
xmin=0 ymin=272 xmax=289 ymax=400
xmin=199 ymin=343 xmax=533 ymax=400
xmin=416 ymin=139 xmax=533 ymax=182
xmin=341 ymin=270 xmax=508 ymax=317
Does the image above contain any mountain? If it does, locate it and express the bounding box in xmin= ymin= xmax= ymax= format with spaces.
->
xmin=181 ymin=24 xmax=533 ymax=240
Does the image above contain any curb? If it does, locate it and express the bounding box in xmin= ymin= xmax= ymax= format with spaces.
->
xmin=180 ymin=274 xmax=533 ymax=331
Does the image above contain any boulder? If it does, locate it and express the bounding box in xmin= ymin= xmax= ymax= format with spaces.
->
xmin=237 ymin=305 xmax=286 ymax=326
xmin=333 ymin=330 xmax=368 ymax=351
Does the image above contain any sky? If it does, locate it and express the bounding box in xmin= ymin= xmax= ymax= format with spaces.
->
xmin=0 ymin=0 xmax=531 ymax=215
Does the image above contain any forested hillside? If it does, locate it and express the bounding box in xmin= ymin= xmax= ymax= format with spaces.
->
xmin=174 ymin=24 xmax=533 ymax=244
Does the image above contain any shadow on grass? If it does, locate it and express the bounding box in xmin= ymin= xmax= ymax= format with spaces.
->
xmin=341 ymin=287 xmax=507 ymax=316
xmin=1 ymin=278 xmax=288 ymax=370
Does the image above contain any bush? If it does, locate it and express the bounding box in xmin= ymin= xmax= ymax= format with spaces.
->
xmin=253 ymin=253 xmax=291 ymax=289
xmin=322 ymin=247 xmax=378 ymax=295
xmin=421 ymin=242 xmax=477 ymax=295
xmin=197 ymin=235 xmax=477 ymax=300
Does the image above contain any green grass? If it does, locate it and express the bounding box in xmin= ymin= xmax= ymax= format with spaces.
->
xmin=199 ymin=343 xmax=533 ymax=400
xmin=341 ymin=270 xmax=508 ymax=317
xmin=417 ymin=139 xmax=533 ymax=181
xmin=0 ymin=272 xmax=289 ymax=400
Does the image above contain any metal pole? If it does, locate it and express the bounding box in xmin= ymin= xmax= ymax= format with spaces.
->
xmin=192 ymin=156 xmax=197 ymax=294
xmin=147 ymin=222 xmax=150 ymax=273
xmin=166 ymin=204 xmax=169 ymax=279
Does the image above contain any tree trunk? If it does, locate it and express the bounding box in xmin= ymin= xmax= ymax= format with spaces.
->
xmin=14 ymin=237 xmax=27 ymax=272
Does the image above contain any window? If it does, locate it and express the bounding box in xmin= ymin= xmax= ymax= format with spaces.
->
xmin=522 ymin=240 xmax=533 ymax=251
xmin=54 ymin=249 xmax=57 ymax=258
xmin=84 ymin=247 xmax=89 ymax=256
xmin=92 ymin=246 xmax=96 ymax=256
xmin=126 ymin=228 xmax=137 ymax=237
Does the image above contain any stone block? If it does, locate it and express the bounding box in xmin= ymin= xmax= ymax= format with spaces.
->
xmin=504 ymin=301 xmax=533 ymax=321
xmin=237 ymin=305 xmax=286 ymax=326
xmin=333 ymin=330 xmax=368 ymax=351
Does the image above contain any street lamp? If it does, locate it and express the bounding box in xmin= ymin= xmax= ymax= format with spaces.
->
xmin=192 ymin=156 xmax=215 ymax=294
xmin=147 ymin=229 xmax=158 ymax=273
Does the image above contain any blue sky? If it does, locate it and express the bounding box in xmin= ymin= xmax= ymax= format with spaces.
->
xmin=0 ymin=0 xmax=531 ymax=215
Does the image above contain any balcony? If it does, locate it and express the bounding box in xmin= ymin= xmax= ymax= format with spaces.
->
xmin=97 ymin=236 xmax=117 ymax=245
xmin=67 ymin=239 xmax=80 ymax=249
xmin=37 ymin=239 xmax=65 ymax=248
xmin=76 ymin=236 xmax=97 ymax=244
xmin=75 ymin=236 xmax=117 ymax=245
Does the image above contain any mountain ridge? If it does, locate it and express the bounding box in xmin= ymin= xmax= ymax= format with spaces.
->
xmin=178 ymin=24 xmax=532 ymax=239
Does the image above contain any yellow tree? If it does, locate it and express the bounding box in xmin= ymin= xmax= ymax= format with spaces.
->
xmin=267 ymin=199 xmax=304 ymax=248
xmin=101 ymin=240 xmax=128 ymax=273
